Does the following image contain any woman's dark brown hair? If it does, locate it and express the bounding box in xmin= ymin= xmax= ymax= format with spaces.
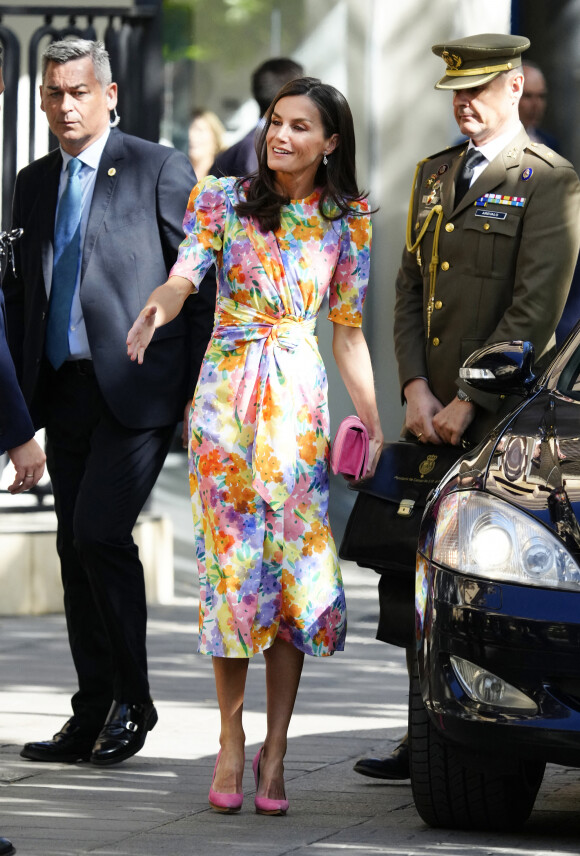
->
xmin=235 ymin=77 xmax=366 ymax=232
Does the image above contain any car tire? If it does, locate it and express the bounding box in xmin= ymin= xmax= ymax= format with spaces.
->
xmin=409 ymin=657 xmax=545 ymax=831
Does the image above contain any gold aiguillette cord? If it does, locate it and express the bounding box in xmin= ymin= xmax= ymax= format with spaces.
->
xmin=405 ymin=160 xmax=445 ymax=339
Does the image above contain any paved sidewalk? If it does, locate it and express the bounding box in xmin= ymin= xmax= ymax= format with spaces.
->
xmin=0 ymin=562 xmax=413 ymax=856
xmin=2 ymin=454 xmax=580 ymax=855
xmin=3 ymin=562 xmax=580 ymax=856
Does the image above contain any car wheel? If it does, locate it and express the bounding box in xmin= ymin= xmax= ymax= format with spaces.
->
xmin=409 ymin=657 xmax=545 ymax=831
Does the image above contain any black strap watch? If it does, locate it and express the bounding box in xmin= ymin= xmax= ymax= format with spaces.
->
xmin=457 ymin=388 xmax=473 ymax=403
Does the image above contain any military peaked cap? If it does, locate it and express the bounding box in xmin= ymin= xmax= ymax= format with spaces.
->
xmin=432 ymin=33 xmax=530 ymax=90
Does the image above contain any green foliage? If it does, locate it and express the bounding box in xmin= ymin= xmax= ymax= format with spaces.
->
xmin=163 ymin=0 xmax=304 ymax=64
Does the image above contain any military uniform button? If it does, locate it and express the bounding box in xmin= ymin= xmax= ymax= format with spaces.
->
xmin=441 ymin=261 xmax=450 ymax=271
xmin=445 ymin=223 xmax=454 ymax=232
xmin=432 ymin=337 xmax=440 ymax=346
xmin=435 ymin=300 xmax=442 ymax=310
xmin=483 ymin=223 xmax=490 ymax=231
xmin=547 ymin=152 xmax=554 ymax=158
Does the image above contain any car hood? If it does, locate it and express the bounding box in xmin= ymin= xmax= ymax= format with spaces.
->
xmin=456 ymin=388 xmax=580 ymax=555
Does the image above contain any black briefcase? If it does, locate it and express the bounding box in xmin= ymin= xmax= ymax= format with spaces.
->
xmin=339 ymin=441 xmax=462 ymax=575
xmin=339 ymin=441 xmax=462 ymax=647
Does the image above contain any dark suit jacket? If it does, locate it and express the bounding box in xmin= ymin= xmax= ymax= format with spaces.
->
xmin=0 ymin=287 xmax=35 ymax=454
xmin=3 ymin=129 xmax=216 ymax=430
xmin=211 ymin=126 xmax=259 ymax=178
xmin=528 ymin=126 xmax=560 ymax=153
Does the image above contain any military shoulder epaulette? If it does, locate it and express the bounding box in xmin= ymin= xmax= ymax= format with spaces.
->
xmin=525 ymin=142 xmax=570 ymax=168
xmin=422 ymin=140 xmax=467 ymax=164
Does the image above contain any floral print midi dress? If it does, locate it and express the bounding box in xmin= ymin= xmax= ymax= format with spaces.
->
xmin=170 ymin=175 xmax=371 ymax=658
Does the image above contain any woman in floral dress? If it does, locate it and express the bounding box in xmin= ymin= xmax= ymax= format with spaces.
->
xmin=127 ymin=77 xmax=382 ymax=815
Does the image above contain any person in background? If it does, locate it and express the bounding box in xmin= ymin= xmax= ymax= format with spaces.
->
xmin=211 ymin=56 xmax=304 ymax=178
xmin=354 ymin=33 xmax=580 ymax=784
xmin=4 ymin=39 xmax=214 ymax=768
xmin=1 ymin=245 xmax=45 ymax=498
xmin=187 ymin=108 xmax=226 ymax=180
xmin=519 ymin=60 xmax=560 ymax=151
xmin=520 ymin=59 xmax=580 ymax=348
xmin=128 ymin=76 xmax=382 ymax=816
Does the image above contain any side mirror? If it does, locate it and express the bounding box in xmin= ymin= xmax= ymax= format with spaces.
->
xmin=459 ymin=340 xmax=536 ymax=394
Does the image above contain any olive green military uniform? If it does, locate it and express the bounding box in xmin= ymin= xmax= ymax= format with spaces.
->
xmin=394 ymin=126 xmax=580 ymax=413
xmin=374 ymin=34 xmax=580 ymax=663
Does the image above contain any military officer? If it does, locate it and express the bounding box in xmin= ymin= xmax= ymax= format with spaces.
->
xmin=396 ymin=33 xmax=580 ymax=447
xmin=354 ymin=33 xmax=580 ymax=782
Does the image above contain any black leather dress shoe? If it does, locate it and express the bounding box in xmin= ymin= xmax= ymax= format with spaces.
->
xmin=0 ymin=836 xmax=15 ymax=855
xmin=20 ymin=718 xmax=98 ymax=763
xmin=353 ymin=742 xmax=410 ymax=780
xmin=90 ymin=700 xmax=158 ymax=766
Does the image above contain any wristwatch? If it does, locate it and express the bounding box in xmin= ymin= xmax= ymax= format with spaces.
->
xmin=456 ymin=388 xmax=473 ymax=403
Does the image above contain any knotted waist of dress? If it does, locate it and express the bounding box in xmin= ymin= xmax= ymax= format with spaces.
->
xmin=212 ymin=296 xmax=318 ymax=510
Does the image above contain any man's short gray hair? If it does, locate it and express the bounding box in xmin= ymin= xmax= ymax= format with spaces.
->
xmin=42 ymin=39 xmax=112 ymax=88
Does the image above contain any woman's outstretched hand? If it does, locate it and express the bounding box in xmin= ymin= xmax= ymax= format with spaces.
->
xmin=127 ymin=305 xmax=158 ymax=364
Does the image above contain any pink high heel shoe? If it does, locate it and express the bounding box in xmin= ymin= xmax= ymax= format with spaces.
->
xmin=252 ymin=746 xmax=289 ymax=816
xmin=208 ymin=749 xmax=244 ymax=813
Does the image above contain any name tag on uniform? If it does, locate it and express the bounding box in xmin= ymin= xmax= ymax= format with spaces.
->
xmin=475 ymin=209 xmax=507 ymax=220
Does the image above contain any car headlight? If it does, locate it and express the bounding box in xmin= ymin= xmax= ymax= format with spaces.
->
xmin=432 ymin=491 xmax=580 ymax=591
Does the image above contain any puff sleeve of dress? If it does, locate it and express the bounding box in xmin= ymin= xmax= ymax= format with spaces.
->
xmin=170 ymin=175 xmax=228 ymax=289
xmin=327 ymin=198 xmax=371 ymax=328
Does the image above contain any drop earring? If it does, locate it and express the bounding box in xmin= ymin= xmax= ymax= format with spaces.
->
xmin=323 ymin=152 xmax=328 ymax=166
xmin=109 ymin=107 xmax=121 ymax=128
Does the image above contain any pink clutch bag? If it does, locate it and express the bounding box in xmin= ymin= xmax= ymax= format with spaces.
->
xmin=331 ymin=415 xmax=370 ymax=479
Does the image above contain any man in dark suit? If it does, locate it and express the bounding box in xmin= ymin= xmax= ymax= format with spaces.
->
xmin=211 ymin=57 xmax=303 ymax=178
xmin=354 ymin=33 xmax=580 ymax=783
xmin=3 ymin=39 xmax=214 ymax=766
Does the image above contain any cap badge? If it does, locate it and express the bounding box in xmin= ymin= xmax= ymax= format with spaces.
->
xmin=442 ymin=51 xmax=463 ymax=70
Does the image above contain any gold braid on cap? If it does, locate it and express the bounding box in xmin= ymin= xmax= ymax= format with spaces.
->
xmin=445 ymin=61 xmax=514 ymax=77
xmin=405 ymin=159 xmax=444 ymax=339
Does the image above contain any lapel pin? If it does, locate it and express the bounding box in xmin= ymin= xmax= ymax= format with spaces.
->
xmin=108 ymin=168 xmax=116 ymax=176
xmin=521 ymin=167 xmax=533 ymax=181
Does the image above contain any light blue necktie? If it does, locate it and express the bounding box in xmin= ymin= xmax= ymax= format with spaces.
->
xmin=45 ymin=157 xmax=83 ymax=369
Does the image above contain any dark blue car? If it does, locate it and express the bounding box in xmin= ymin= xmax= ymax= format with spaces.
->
xmin=411 ymin=334 xmax=580 ymax=831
